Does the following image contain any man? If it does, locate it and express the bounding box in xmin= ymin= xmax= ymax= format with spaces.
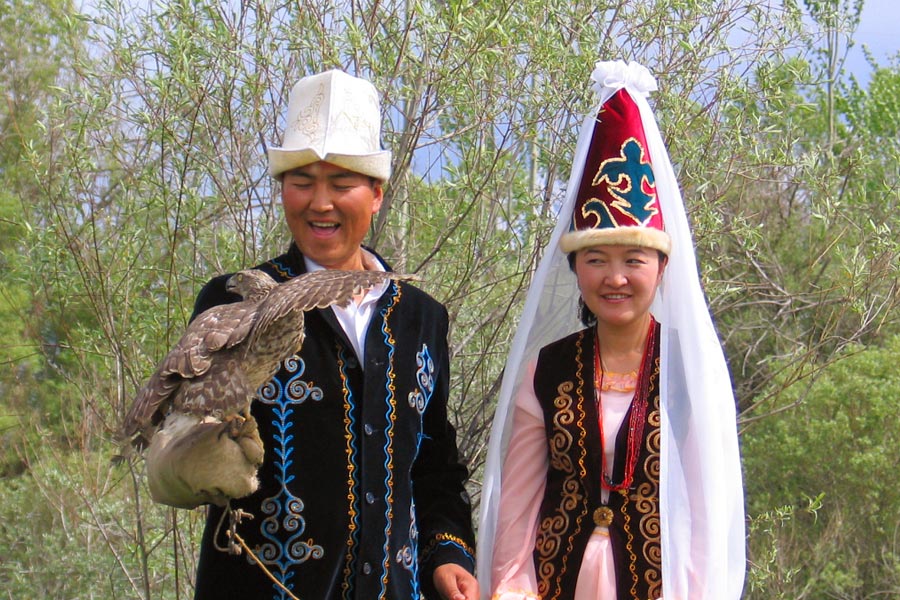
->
xmin=149 ymin=70 xmax=478 ymax=600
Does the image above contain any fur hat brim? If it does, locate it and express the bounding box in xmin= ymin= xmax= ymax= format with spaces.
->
xmin=559 ymin=226 xmax=671 ymax=255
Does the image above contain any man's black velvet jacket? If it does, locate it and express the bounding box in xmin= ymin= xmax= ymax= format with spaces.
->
xmin=192 ymin=244 xmax=475 ymax=600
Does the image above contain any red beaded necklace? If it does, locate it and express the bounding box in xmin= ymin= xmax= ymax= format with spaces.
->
xmin=593 ymin=316 xmax=656 ymax=492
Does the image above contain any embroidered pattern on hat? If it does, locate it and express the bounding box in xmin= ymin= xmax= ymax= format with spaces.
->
xmin=585 ymin=137 xmax=659 ymax=229
xmin=288 ymin=83 xmax=326 ymax=142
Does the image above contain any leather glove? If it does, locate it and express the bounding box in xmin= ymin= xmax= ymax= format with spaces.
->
xmin=146 ymin=414 xmax=264 ymax=509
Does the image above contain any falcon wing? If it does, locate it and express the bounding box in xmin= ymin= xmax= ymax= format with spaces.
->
xmin=119 ymin=298 xmax=260 ymax=441
xmin=252 ymin=270 xmax=412 ymax=335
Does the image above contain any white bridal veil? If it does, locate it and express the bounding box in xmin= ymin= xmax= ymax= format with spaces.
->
xmin=477 ymin=60 xmax=746 ymax=599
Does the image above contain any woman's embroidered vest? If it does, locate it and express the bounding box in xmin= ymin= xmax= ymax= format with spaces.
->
xmin=531 ymin=325 xmax=662 ymax=600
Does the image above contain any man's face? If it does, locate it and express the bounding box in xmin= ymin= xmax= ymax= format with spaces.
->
xmin=281 ymin=161 xmax=383 ymax=271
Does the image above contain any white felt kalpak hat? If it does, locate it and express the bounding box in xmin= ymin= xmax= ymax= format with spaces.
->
xmin=267 ymin=69 xmax=392 ymax=180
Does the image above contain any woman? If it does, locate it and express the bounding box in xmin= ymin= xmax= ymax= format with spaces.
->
xmin=477 ymin=61 xmax=745 ymax=599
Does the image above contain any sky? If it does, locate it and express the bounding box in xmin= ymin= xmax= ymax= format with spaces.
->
xmin=845 ymin=0 xmax=899 ymax=83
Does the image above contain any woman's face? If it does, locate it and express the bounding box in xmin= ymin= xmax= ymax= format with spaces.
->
xmin=574 ymin=245 xmax=666 ymax=330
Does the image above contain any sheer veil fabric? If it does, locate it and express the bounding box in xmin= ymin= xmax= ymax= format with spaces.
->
xmin=477 ymin=60 xmax=746 ymax=599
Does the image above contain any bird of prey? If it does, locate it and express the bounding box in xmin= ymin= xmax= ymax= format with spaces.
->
xmin=119 ymin=268 xmax=411 ymax=452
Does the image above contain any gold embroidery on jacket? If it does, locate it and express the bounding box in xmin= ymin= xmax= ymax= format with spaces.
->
xmin=536 ymin=380 xmax=577 ymax=598
xmin=380 ymin=286 xmax=401 ymax=588
xmin=622 ymin=490 xmax=639 ymax=596
xmin=617 ymin=353 xmax=663 ymax=599
xmin=641 ymin=356 xmax=662 ymax=597
xmin=536 ymin=331 xmax=589 ymax=599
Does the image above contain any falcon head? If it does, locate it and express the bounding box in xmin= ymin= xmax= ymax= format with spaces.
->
xmin=226 ymin=270 xmax=277 ymax=302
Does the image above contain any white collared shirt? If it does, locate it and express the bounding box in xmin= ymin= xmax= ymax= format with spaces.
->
xmin=304 ymin=252 xmax=389 ymax=364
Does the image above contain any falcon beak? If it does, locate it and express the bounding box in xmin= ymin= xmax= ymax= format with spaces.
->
xmin=225 ymin=275 xmax=239 ymax=294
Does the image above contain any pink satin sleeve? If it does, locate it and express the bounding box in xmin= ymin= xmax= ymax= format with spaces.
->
xmin=489 ymin=375 xmax=634 ymax=600
xmin=489 ymin=368 xmax=546 ymax=600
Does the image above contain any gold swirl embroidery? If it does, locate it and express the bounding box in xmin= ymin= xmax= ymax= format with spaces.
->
xmin=421 ymin=532 xmax=476 ymax=560
xmin=380 ymin=285 xmax=401 ymax=586
xmin=640 ymin=355 xmax=662 ymax=598
xmin=633 ymin=482 xmax=656 ymax=516
xmin=560 ymin=478 xmax=581 ymax=511
xmin=619 ymin=490 xmax=640 ymax=597
xmin=620 ymin=353 xmax=663 ymax=599
xmin=561 ymin=332 xmax=590 ymax=599
xmin=536 ymin=514 xmax=566 ymax=558
xmin=645 ymin=568 xmax=663 ymax=595
xmin=548 ymin=381 xmax=575 ymax=473
xmin=537 ymin=381 xmax=578 ymax=597
xmin=646 ymin=428 xmax=661 ymax=479
xmin=339 ymin=348 xmax=357 ymax=585
xmin=536 ymin=331 xmax=591 ymax=600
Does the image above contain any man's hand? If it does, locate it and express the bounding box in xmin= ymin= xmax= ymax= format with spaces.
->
xmin=433 ymin=563 xmax=479 ymax=600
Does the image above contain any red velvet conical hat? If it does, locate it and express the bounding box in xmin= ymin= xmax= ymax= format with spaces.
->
xmin=559 ymin=87 xmax=670 ymax=255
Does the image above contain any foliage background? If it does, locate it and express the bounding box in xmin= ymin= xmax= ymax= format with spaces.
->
xmin=1 ymin=0 xmax=898 ymax=597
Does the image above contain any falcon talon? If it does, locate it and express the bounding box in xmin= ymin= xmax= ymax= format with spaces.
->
xmin=231 ymin=508 xmax=254 ymax=524
xmin=223 ymin=414 xmax=245 ymax=440
xmin=224 ymin=506 xmax=255 ymax=555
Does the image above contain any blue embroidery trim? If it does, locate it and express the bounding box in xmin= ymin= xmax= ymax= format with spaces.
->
xmin=437 ymin=540 xmax=475 ymax=564
xmin=377 ymin=285 xmax=400 ymax=598
xmin=421 ymin=537 xmax=476 ymax=568
xmin=339 ymin=346 xmax=362 ymax=600
xmin=395 ymin=503 xmax=417 ymax=575
xmin=266 ymin=257 xmax=297 ymax=280
xmin=397 ymin=343 xmax=437 ymax=595
xmin=255 ymin=355 xmax=325 ymax=599
xmin=409 ymin=345 xmax=435 ymax=416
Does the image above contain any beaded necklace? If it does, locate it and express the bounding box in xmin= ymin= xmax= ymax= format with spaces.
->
xmin=593 ymin=316 xmax=656 ymax=492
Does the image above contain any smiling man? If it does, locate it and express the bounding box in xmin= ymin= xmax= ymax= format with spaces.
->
xmin=280 ymin=161 xmax=383 ymax=271
xmin=147 ymin=69 xmax=478 ymax=600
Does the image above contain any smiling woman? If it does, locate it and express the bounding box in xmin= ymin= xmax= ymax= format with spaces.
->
xmin=572 ymin=245 xmax=666 ymax=366
xmin=479 ymin=60 xmax=746 ymax=600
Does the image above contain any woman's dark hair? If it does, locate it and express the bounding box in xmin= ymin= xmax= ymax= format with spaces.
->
xmin=567 ymin=252 xmax=597 ymax=327
xmin=567 ymin=248 xmax=668 ymax=328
